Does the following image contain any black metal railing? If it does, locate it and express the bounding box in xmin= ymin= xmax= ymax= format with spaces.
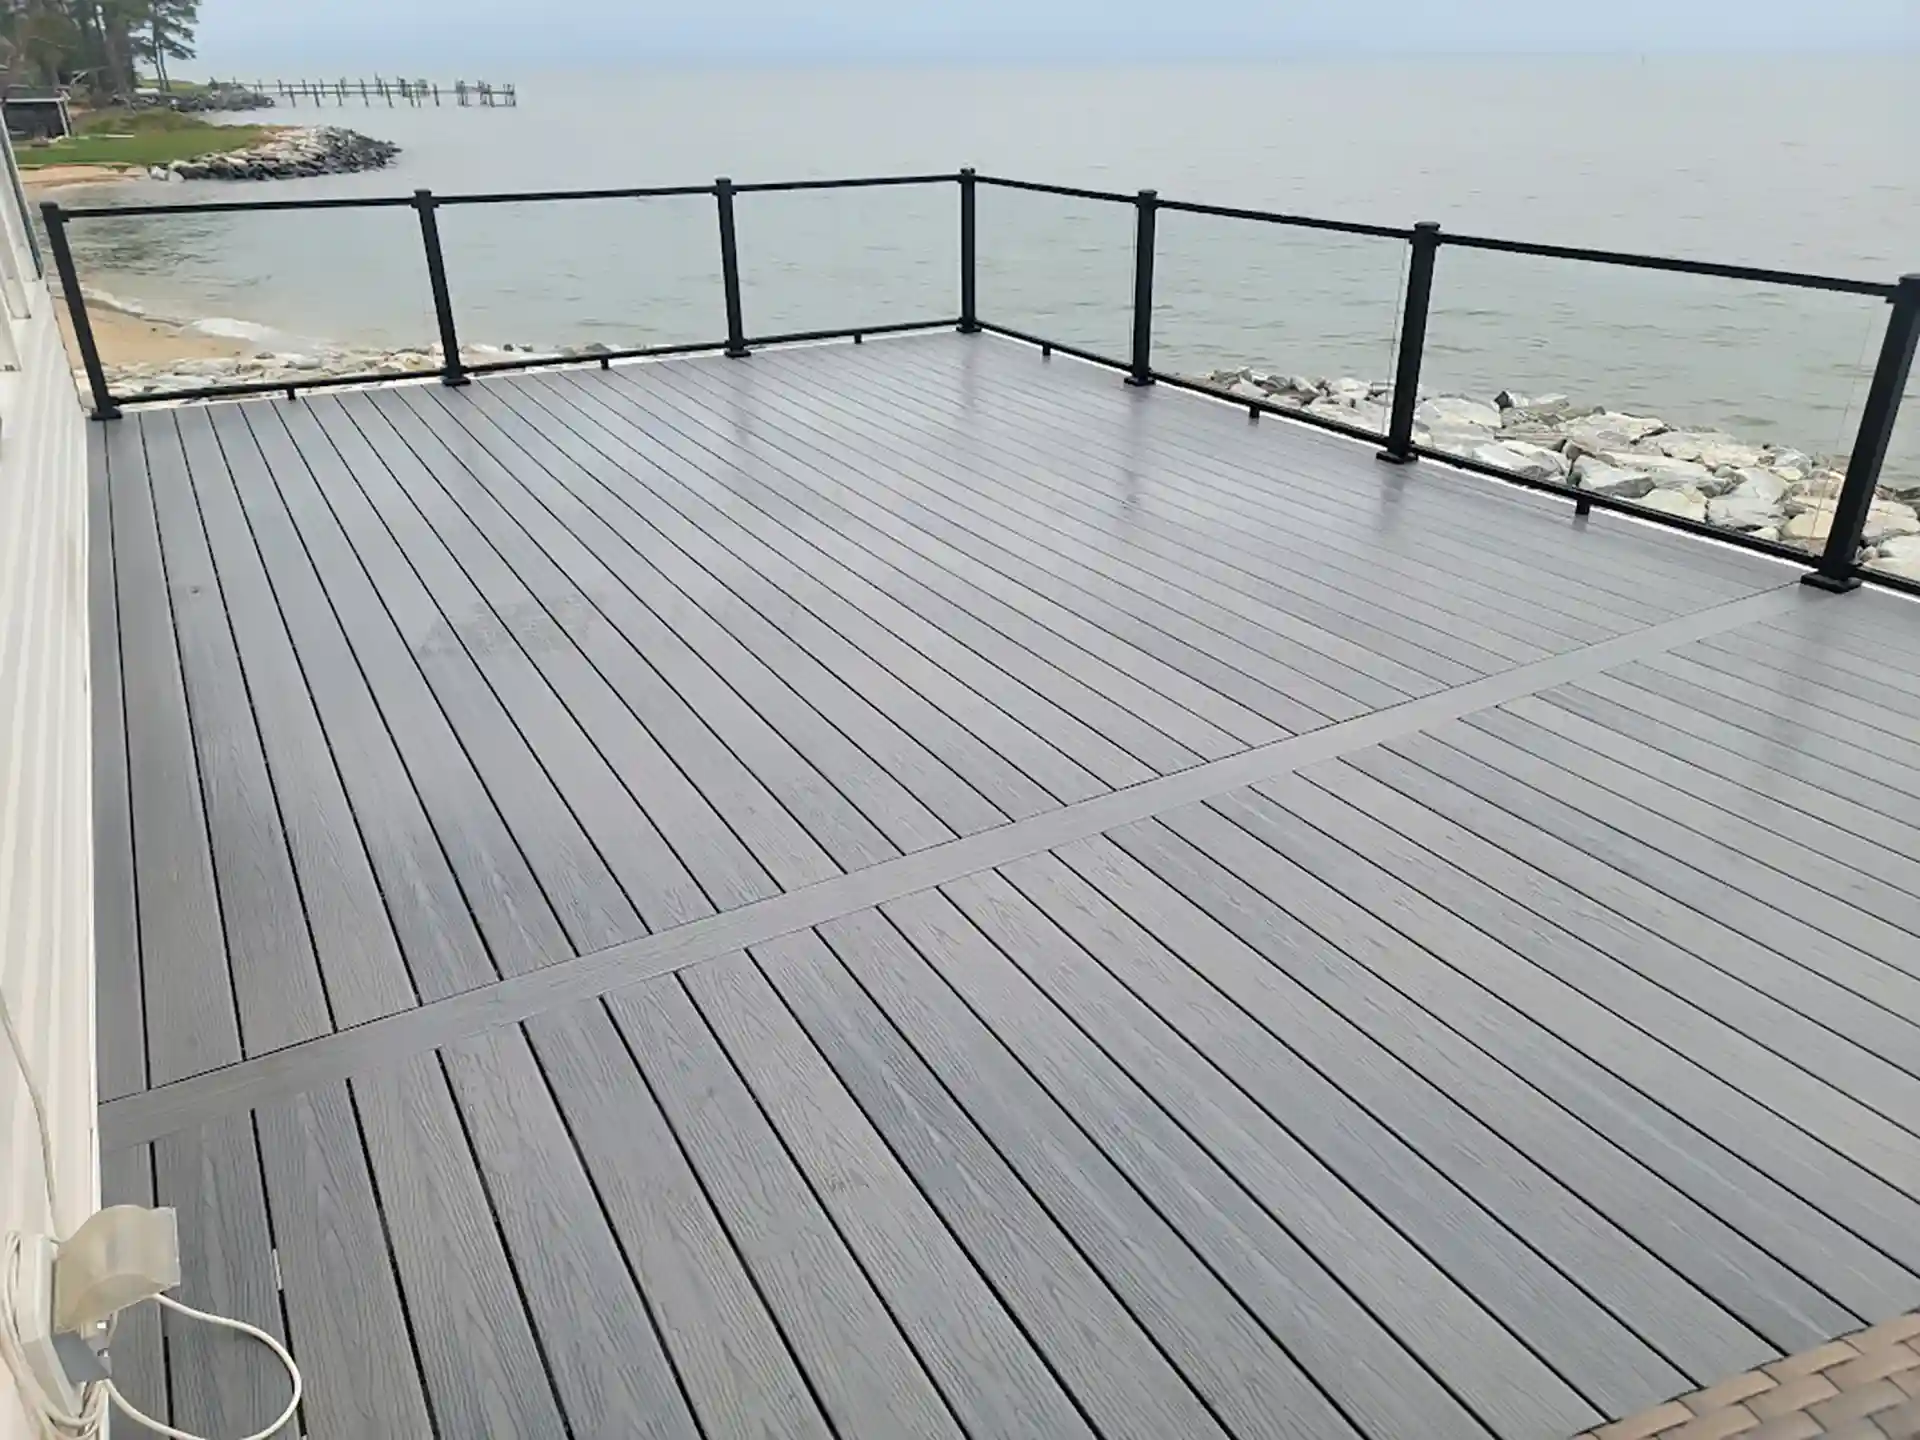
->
xmin=41 ymin=170 xmax=1919 ymax=594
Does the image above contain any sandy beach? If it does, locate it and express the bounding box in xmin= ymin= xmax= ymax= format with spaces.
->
xmin=53 ymin=294 xmax=253 ymax=369
xmin=18 ymin=164 xmax=142 ymax=192
xmin=24 ymin=164 xmax=253 ymax=368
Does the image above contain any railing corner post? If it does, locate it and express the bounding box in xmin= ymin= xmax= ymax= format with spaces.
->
xmin=715 ymin=177 xmax=750 ymax=358
xmin=42 ymin=201 xmax=119 ymax=419
xmin=1804 ymin=271 xmax=1920 ymax=592
xmin=958 ymin=167 xmax=980 ymax=334
xmin=413 ymin=188 xmax=469 ymax=387
xmin=1125 ymin=188 xmax=1158 ymax=388
xmin=1378 ymin=219 xmax=1442 ymax=465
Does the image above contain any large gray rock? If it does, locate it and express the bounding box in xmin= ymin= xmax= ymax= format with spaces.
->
xmin=1495 ymin=389 xmax=1570 ymax=413
xmin=1861 ymin=499 xmax=1920 ymax=545
xmin=1306 ymin=398 xmax=1388 ymax=432
xmin=1706 ymin=490 xmax=1782 ymax=532
xmin=1786 ymin=473 xmax=1847 ymax=515
xmin=1597 ymin=451 xmax=1722 ymax=492
xmin=1415 ymin=395 xmax=1501 ymax=432
xmin=1872 ymin=534 xmax=1920 ymax=580
xmin=1635 ymin=487 xmax=1708 ymax=522
xmin=1423 ymin=426 xmax=1497 ymax=454
xmin=1643 ymin=432 xmax=1767 ymax=469
xmin=1571 ymin=457 xmax=1655 ymax=498
xmin=1723 ymin=468 xmax=1790 ymax=506
xmin=1557 ymin=410 xmax=1668 ymax=451
xmin=1460 ymin=439 xmax=1570 ymax=482
xmin=1783 ymin=509 xmax=1833 ymax=545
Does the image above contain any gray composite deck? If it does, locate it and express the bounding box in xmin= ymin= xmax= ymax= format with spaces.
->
xmin=89 ymin=331 xmax=1920 ymax=1440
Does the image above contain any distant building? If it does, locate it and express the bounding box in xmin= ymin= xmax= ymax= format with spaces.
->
xmin=3 ymin=90 xmax=74 ymax=141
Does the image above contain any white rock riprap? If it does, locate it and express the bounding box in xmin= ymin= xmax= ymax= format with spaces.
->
xmin=1202 ymin=365 xmax=1917 ymax=570
xmin=92 ymin=342 xmax=567 ymax=399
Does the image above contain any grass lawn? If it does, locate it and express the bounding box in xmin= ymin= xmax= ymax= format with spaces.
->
xmin=16 ymin=109 xmax=273 ymax=169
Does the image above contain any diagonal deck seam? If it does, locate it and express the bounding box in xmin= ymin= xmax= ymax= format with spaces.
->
xmin=101 ymin=577 xmax=1824 ymax=1150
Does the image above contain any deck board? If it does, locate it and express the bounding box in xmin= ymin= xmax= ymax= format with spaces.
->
xmin=351 ymin=1050 xmax=570 ymax=1437
xmin=424 ymin=378 xmax=998 ymax=845
xmin=526 ymin=369 xmax=1146 ymax=795
xmin=211 ymin=403 xmax=525 ymax=993
xmin=253 ymin=1082 xmax=434 ymax=1437
xmin=89 ymin=423 xmax=145 ymax=1101
xmin=731 ymin=347 xmax=1548 ymax=672
xmin=376 ymin=383 xmax=896 ymax=881
xmin=852 ymin=343 xmax=1736 ymax=617
xmin=606 ymin=978 xmax=969 ymax=1440
xmin=608 ymin=365 xmax=1258 ymax=759
xmin=94 ymin=332 xmax=1920 ymax=1440
xmin=144 ymin=412 xmax=338 ymax=1052
xmin=763 ymin=921 xmax=1248 ymax=1440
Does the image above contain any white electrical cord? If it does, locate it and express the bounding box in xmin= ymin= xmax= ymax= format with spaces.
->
xmin=101 ymin=1294 xmax=303 ymax=1440
xmin=2 ymin=983 xmax=303 ymax=1440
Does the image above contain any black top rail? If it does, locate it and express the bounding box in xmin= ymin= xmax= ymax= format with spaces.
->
xmin=1156 ymin=197 xmax=1414 ymax=241
xmin=39 ymin=166 xmax=1916 ymax=596
xmin=972 ymin=174 xmax=1134 ymax=204
xmin=58 ymin=194 xmax=420 ymax=219
xmin=46 ymin=170 xmax=1907 ymax=299
xmin=1439 ymin=230 xmax=1898 ymax=299
xmin=733 ymin=173 xmax=961 ymax=193
xmin=433 ymin=184 xmax=719 ymax=206
xmin=58 ymin=173 xmax=964 ymax=220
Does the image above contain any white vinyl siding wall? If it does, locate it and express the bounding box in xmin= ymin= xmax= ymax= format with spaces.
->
xmin=0 ymin=153 xmax=96 ymax=1438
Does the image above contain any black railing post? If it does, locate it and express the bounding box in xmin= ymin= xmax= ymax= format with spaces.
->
xmin=1125 ymin=189 xmax=1157 ymax=387
xmin=41 ymin=203 xmax=117 ymax=419
xmin=958 ymin=167 xmax=979 ymax=334
xmin=1379 ymin=220 xmax=1442 ymax=464
xmin=412 ymin=188 xmax=468 ymax=387
xmin=1805 ymin=273 xmax=1920 ymax=592
xmin=716 ymin=177 xmax=750 ymax=358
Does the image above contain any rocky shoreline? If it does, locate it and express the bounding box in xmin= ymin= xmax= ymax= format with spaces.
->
xmin=156 ymin=126 xmax=399 ymax=182
xmin=1205 ymin=367 xmax=1920 ymax=579
xmin=97 ymin=343 xmax=570 ymax=393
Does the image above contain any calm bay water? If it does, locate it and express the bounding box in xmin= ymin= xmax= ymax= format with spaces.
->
xmin=57 ymin=56 xmax=1920 ymax=472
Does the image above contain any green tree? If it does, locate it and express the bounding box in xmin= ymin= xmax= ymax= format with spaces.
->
xmin=138 ymin=0 xmax=195 ymax=91
xmin=0 ymin=1 xmax=84 ymax=91
xmin=0 ymin=1 xmax=197 ymax=99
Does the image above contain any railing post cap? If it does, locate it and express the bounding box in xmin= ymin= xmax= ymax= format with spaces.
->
xmin=960 ymin=166 xmax=976 ymax=176
xmin=1414 ymin=220 xmax=1441 ymax=233
xmin=1139 ymin=188 xmax=1158 ymax=200
xmin=715 ymin=176 xmax=733 ymax=188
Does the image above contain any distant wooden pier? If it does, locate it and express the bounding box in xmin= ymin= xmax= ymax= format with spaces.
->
xmin=218 ymin=78 xmax=517 ymax=108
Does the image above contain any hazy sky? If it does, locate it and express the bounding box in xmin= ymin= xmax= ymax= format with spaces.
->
xmin=197 ymin=0 xmax=1920 ymax=71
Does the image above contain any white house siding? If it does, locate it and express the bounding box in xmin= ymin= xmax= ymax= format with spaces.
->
xmin=0 ymin=168 xmax=95 ymax=1438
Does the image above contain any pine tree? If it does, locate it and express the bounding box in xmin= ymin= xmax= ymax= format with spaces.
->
xmin=141 ymin=0 xmax=196 ymax=91
xmin=0 ymin=1 xmax=199 ymax=98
